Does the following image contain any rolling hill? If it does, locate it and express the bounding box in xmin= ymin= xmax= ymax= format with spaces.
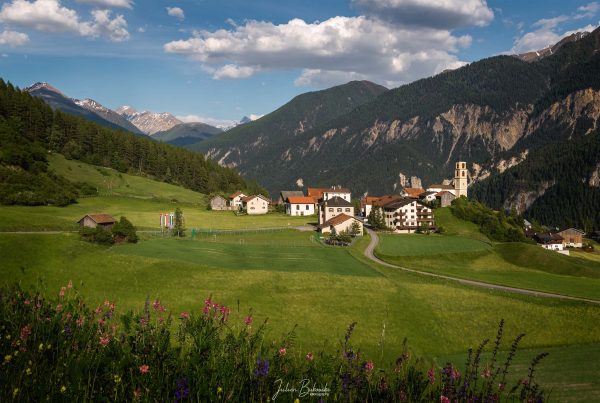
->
xmin=154 ymin=122 xmax=223 ymax=146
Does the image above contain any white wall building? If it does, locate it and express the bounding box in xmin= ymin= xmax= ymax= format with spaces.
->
xmin=286 ymin=196 xmax=316 ymax=216
xmin=241 ymin=195 xmax=269 ymax=215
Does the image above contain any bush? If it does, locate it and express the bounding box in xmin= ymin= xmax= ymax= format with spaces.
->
xmin=0 ymin=286 xmax=548 ymax=402
xmin=79 ymin=226 xmax=114 ymax=245
xmin=112 ymin=216 xmax=138 ymax=244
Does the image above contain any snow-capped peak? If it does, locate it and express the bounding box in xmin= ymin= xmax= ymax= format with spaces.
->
xmin=116 ymin=106 xmax=183 ymax=135
xmin=25 ymin=82 xmax=63 ymax=95
xmin=74 ymin=98 xmax=109 ymax=113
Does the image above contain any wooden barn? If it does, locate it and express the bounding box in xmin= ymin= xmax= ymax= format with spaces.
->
xmin=78 ymin=214 xmax=116 ymax=230
xmin=210 ymin=195 xmax=229 ymax=211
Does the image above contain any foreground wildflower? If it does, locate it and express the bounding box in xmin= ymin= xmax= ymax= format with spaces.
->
xmin=139 ymin=364 xmax=150 ymax=374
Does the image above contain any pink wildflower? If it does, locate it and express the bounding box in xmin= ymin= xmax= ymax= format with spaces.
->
xmin=152 ymin=299 xmax=161 ymax=311
xmin=306 ymin=352 xmax=314 ymax=361
xmin=428 ymin=368 xmax=436 ymax=384
xmin=279 ymin=347 xmax=287 ymax=356
xmin=56 ymin=304 xmax=63 ymax=312
xmin=180 ymin=311 xmax=190 ymax=320
xmin=139 ymin=364 xmax=150 ymax=374
xmin=139 ymin=318 xmax=147 ymax=327
xmin=440 ymin=396 xmax=450 ymax=403
xmin=20 ymin=324 xmax=32 ymax=341
xmin=482 ymin=367 xmax=492 ymax=379
xmin=59 ymin=287 xmax=66 ymax=299
xmin=76 ymin=317 xmax=85 ymax=327
xmin=365 ymin=360 xmax=374 ymax=372
xmin=24 ymin=299 xmax=31 ymax=306
xmin=94 ymin=306 xmax=102 ymax=315
xmin=67 ymin=280 xmax=73 ymax=289
xmin=244 ymin=315 xmax=253 ymax=326
xmin=99 ymin=336 xmax=110 ymax=346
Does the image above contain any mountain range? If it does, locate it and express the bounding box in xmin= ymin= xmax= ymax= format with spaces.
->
xmin=189 ymin=27 xmax=600 ymax=229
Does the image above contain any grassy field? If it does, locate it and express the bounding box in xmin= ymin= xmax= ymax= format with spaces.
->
xmin=377 ymin=233 xmax=491 ymax=256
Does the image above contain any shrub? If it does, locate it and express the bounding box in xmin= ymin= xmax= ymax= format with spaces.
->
xmin=112 ymin=216 xmax=138 ymax=244
xmin=79 ymin=226 xmax=114 ymax=245
xmin=0 ymin=286 xmax=548 ymax=402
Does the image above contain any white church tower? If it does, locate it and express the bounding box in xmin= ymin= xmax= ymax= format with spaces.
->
xmin=454 ymin=161 xmax=468 ymax=198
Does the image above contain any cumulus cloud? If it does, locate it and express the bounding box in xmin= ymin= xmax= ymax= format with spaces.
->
xmin=0 ymin=0 xmax=129 ymax=41
xmin=352 ymin=0 xmax=494 ymax=29
xmin=164 ymin=16 xmax=473 ymax=87
xmin=166 ymin=6 xmax=184 ymax=20
xmin=0 ymin=29 xmax=29 ymax=46
xmin=76 ymin=0 xmax=133 ymax=9
xmin=176 ymin=114 xmax=237 ymax=128
xmin=511 ymin=2 xmax=600 ymax=54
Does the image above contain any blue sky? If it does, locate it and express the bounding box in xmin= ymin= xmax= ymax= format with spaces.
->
xmin=0 ymin=0 xmax=598 ymax=127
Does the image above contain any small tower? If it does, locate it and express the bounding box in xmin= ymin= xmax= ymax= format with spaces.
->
xmin=454 ymin=161 xmax=468 ymax=198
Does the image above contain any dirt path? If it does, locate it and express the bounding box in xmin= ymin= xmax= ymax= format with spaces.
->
xmin=364 ymin=228 xmax=600 ymax=305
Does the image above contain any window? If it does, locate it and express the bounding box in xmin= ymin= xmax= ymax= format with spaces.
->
xmin=306 ymin=205 xmax=310 ymax=210
xmin=250 ymin=207 xmax=255 ymax=210
xmin=345 ymin=208 xmax=350 ymax=212
xmin=462 ymin=172 xmax=465 ymax=177
xmin=328 ymin=208 xmax=333 ymax=212
xmin=296 ymin=205 xmax=300 ymax=210
xmin=337 ymin=208 xmax=342 ymax=212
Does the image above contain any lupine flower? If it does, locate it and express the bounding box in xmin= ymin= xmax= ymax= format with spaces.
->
xmin=254 ymin=358 xmax=269 ymax=378
xmin=278 ymin=347 xmax=287 ymax=356
xmin=306 ymin=352 xmax=314 ymax=361
xmin=345 ymin=349 xmax=355 ymax=360
xmin=139 ymin=364 xmax=150 ymax=374
xmin=179 ymin=311 xmax=190 ymax=320
xmin=76 ymin=317 xmax=85 ymax=327
xmin=244 ymin=315 xmax=253 ymax=326
xmin=99 ymin=336 xmax=110 ymax=346
xmin=174 ymin=378 xmax=190 ymax=402
xmin=364 ymin=360 xmax=374 ymax=372
xmin=20 ymin=324 xmax=32 ymax=341
xmin=451 ymin=367 xmax=460 ymax=381
xmin=428 ymin=368 xmax=436 ymax=384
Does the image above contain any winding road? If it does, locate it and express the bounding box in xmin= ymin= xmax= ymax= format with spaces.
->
xmin=364 ymin=228 xmax=600 ymax=305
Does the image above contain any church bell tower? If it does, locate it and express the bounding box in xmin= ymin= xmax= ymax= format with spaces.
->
xmin=454 ymin=161 xmax=468 ymax=198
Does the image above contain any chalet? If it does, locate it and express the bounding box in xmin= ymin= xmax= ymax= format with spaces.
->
xmin=401 ymin=187 xmax=426 ymax=199
xmin=278 ymin=190 xmax=305 ymax=205
xmin=557 ymin=228 xmax=585 ymax=248
xmin=229 ymin=191 xmax=247 ymax=210
xmin=419 ymin=191 xmax=438 ymax=203
xmin=360 ymin=196 xmax=382 ymax=217
xmin=318 ymin=213 xmax=363 ymax=235
xmin=435 ymin=191 xmax=456 ymax=208
xmin=534 ymin=233 xmax=565 ymax=252
xmin=241 ymin=195 xmax=270 ymax=215
xmin=286 ymin=196 xmax=317 ymax=216
xmin=318 ymin=196 xmax=354 ymax=225
xmin=380 ymin=198 xmax=435 ymax=233
xmin=210 ymin=195 xmax=229 ymax=211
xmin=78 ymin=214 xmax=116 ymax=230
xmin=427 ymin=184 xmax=456 ymax=196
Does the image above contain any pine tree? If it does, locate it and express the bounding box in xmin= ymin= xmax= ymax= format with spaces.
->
xmin=172 ymin=208 xmax=186 ymax=237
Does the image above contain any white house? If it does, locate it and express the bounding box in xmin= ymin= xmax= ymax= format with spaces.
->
xmin=241 ymin=195 xmax=269 ymax=215
xmin=535 ymin=233 xmax=566 ymax=252
xmin=379 ymin=198 xmax=435 ymax=233
xmin=318 ymin=196 xmax=354 ymax=225
xmin=229 ymin=191 xmax=247 ymax=210
xmin=318 ymin=213 xmax=363 ymax=235
xmin=286 ymin=196 xmax=316 ymax=216
xmin=322 ymin=186 xmax=351 ymax=202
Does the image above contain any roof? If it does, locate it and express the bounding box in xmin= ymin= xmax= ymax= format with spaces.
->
xmin=211 ymin=195 xmax=227 ymax=201
xmin=280 ymin=190 xmax=305 ymax=200
xmin=557 ymin=228 xmax=586 ymax=235
xmin=535 ymin=233 xmax=564 ymax=244
xmin=307 ymin=186 xmax=351 ymax=198
xmin=361 ymin=196 xmax=382 ymax=208
xmin=436 ymin=191 xmax=455 ymax=197
xmin=229 ymin=191 xmax=246 ymax=199
xmin=403 ymin=188 xmax=426 ymax=198
xmin=373 ymin=195 xmax=404 ymax=207
xmin=382 ymin=198 xmax=415 ymax=210
xmin=79 ymin=213 xmax=116 ymax=224
xmin=428 ymin=184 xmax=454 ymax=190
xmin=322 ymin=196 xmax=353 ymax=207
xmin=323 ymin=187 xmax=351 ymax=194
xmin=318 ymin=213 xmax=356 ymax=229
xmin=241 ymin=194 xmax=270 ymax=203
xmin=420 ymin=191 xmax=437 ymax=197
xmin=287 ymin=196 xmax=317 ymax=204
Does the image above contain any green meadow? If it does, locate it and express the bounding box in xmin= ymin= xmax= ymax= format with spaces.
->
xmin=0 ymin=157 xmax=599 ymax=400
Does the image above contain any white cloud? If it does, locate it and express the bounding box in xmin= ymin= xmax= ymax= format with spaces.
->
xmin=0 ymin=29 xmax=29 ymax=46
xmin=511 ymin=22 xmax=599 ymax=54
xmin=352 ymin=0 xmax=494 ymax=29
xmin=0 ymin=0 xmax=130 ymax=41
xmin=578 ymin=2 xmax=600 ymax=18
xmin=166 ymin=6 xmax=184 ymax=20
xmin=164 ymin=16 xmax=473 ymax=87
xmin=76 ymin=0 xmax=133 ymax=9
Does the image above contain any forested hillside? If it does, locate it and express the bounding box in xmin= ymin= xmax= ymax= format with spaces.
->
xmin=0 ymin=79 xmax=260 ymax=205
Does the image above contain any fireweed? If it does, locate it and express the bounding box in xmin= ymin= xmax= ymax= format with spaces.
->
xmin=0 ymin=286 xmax=548 ymax=402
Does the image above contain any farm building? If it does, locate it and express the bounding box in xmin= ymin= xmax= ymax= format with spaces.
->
xmin=426 ymin=184 xmax=455 ymax=195
xmin=318 ymin=213 xmax=363 ymax=235
xmin=241 ymin=195 xmax=270 ymax=215
xmin=557 ymin=228 xmax=585 ymax=248
xmin=318 ymin=196 xmax=354 ymax=225
xmin=380 ymin=198 xmax=435 ymax=233
xmin=78 ymin=214 xmax=116 ymax=230
xmin=229 ymin=191 xmax=247 ymax=210
xmin=436 ymin=191 xmax=456 ymax=207
xmin=401 ymin=187 xmax=426 ymax=199
xmin=210 ymin=195 xmax=229 ymax=211
xmin=286 ymin=196 xmax=317 ymax=216
xmin=534 ymin=233 xmax=566 ymax=253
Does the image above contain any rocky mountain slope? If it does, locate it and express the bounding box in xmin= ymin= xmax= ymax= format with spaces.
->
xmin=25 ymin=83 xmax=143 ymax=135
xmin=115 ymin=106 xmax=182 ymax=135
xmin=189 ymin=80 xmax=388 ymax=165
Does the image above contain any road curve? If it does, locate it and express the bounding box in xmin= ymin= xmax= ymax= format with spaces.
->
xmin=364 ymin=228 xmax=600 ymax=305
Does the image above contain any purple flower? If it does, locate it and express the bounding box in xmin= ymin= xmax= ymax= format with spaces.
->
xmin=254 ymin=358 xmax=269 ymax=378
xmin=428 ymin=368 xmax=436 ymax=384
xmin=174 ymin=378 xmax=189 ymax=402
